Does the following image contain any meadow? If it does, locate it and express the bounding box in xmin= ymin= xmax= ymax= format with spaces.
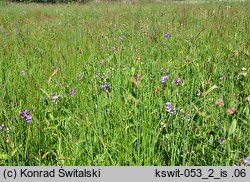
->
xmin=0 ymin=1 xmax=249 ymax=166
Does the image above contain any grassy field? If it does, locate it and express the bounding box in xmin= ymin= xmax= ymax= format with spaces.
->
xmin=0 ymin=1 xmax=249 ymax=166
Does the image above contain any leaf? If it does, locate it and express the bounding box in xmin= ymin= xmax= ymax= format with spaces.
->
xmin=203 ymin=85 xmax=218 ymax=97
xmin=40 ymin=88 xmax=50 ymax=98
xmin=41 ymin=152 xmax=50 ymax=159
xmin=228 ymin=119 xmax=237 ymax=136
xmin=0 ymin=153 xmax=8 ymax=160
xmin=48 ymin=67 xmax=59 ymax=85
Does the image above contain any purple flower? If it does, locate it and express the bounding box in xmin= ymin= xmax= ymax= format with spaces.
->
xmin=161 ymin=76 xmax=169 ymax=84
xmin=165 ymin=32 xmax=170 ymax=38
xmin=19 ymin=110 xmax=32 ymax=123
xmin=103 ymin=84 xmax=109 ymax=91
xmin=24 ymin=110 xmax=29 ymax=116
xmin=69 ymin=87 xmax=77 ymax=97
xmin=101 ymin=83 xmax=109 ymax=93
xmin=26 ymin=115 xmax=32 ymax=123
xmin=166 ymin=102 xmax=172 ymax=112
xmin=219 ymin=138 xmax=224 ymax=144
xmin=0 ymin=124 xmax=4 ymax=130
xmin=170 ymin=108 xmax=177 ymax=116
xmin=19 ymin=112 xmax=25 ymax=119
xmin=175 ymin=78 xmax=181 ymax=86
xmin=53 ymin=95 xmax=59 ymax=100
xmin=244 ymin=157 xmax=250 ymax=164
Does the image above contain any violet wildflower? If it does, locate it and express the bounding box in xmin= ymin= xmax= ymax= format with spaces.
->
xmin=173 ymin=108 xmax=177 ymax=114
xmin=165 ymin=32 xmax=170 ymax=38
xmin=101 ymin=83 xmax=109 ymax=93
xmin=26 ymin=115 xmax=32 ymax=123
xmin=244 ymin=157 xmax=250 ymax=165
xmin=161 ymin=76 xmax=169 ymax=84
xmin=170 ymin=108 xmax=177 ymax=116
xmin=69 ymin=87 xmax=77 ymax=97
xmin=103 ymin=84 xmax=109 ymax=92
xmin=19 ymin=110 xmax=32 ymax=123
xmin=166 ymin=102 xmax=172 ymax=112
xmin=53 ymin=95 xmax=59 ymax=101
xmin=51 ymin=93 xmax=61 ymax=103
xmin=219 ymin=138 xmax=224 ymax=144
xmin=0 ymin=124 xmax=4 ymax=130
xmin=24 ymin=109 xmax=29 ymax=116
xmin=19 ymin=112 xmax=25 ymax=119
xmin=175 ymin=78 xmax=181 ymax=86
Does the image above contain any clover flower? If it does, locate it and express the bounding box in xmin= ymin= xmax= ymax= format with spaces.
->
xmin=216 ymin=99 xmax=224 ymax=107
xmin=227 ymin=107 xmax=237 ymax=114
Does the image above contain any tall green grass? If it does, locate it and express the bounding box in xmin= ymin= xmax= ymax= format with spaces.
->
xmin=0 ymin=1 xmax=249 ymax=165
